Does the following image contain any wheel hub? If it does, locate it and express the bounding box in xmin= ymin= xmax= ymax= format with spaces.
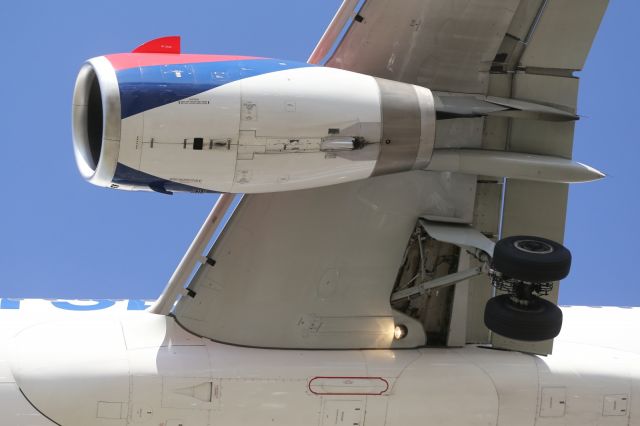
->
xmin=513 ymin=239 xmax=554 ymax=254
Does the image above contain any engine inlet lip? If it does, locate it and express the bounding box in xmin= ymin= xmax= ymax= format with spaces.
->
xmin=71 ymin=56 xmax=121 ymax=187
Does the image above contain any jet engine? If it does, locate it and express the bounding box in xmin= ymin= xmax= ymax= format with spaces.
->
xmin=72 ymin=39 xmax=435 ymax=194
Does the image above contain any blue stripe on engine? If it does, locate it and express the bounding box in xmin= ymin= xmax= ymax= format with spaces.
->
xmin=117 ymin=58 xmax=313 ymax=118
xmin=112 ymin=162 xmax=216 ymax=194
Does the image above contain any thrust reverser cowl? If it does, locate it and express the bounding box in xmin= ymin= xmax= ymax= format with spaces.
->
xmin=71 ymin=51 xmax=436 ymax=194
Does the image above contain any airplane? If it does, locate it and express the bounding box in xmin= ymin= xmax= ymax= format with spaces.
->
xmin=2 ymin=0 xmax=637 ymax=425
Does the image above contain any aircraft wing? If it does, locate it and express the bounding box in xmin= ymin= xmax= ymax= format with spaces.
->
xmin=313 ymin=0 xmax=607 ymax=93
xmin=168 ymin=0 xmax=608 ymax=354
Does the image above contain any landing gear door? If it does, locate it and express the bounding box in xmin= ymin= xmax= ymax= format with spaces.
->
xmin=495 ymin=180 xmax=567 ymax=355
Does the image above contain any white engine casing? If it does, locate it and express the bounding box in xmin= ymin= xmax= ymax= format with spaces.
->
xmin=73 ymin=58 xmax=436 ymax=194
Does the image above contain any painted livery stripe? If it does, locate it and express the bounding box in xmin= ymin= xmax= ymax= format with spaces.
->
xmin=112 ymin=162 xmax=213 ymax=194
xmin=116 ymin=58 xmax=314 ymax=118
xmin=106 ymin=53 xmax=263 ymax=71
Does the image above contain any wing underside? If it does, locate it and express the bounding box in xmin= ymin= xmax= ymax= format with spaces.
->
xmin=170 ymin=0 xmax=608 ymax=354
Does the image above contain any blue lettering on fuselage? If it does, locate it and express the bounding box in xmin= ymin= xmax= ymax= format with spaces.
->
xmin=127 ymin=299 xmax=153 ymax=310
xmin=0 ymin=299 xmax=22 ymax=309
xmin=0 ymin=299 xmax=154 ymax=311
xmin=51 ymin=300 xmax=116 ymax=310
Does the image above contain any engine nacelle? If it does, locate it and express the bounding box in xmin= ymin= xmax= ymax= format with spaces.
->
xmin=72 ymin=51 xmax=435 ymax=194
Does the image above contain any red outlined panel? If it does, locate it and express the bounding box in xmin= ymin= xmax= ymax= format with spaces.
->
xmin=308 ymin=376 xmax=389 ymax=396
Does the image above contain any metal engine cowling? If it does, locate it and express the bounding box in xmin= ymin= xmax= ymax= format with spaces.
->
xmin=71 ymin=53 xmax=436 ymax=194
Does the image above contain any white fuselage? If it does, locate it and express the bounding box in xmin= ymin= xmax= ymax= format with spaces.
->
xmin=1 ymin=300 xmax=639 ymax=426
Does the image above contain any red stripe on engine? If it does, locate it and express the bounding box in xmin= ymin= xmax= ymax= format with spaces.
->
xmin=105 ymin=53 xmax=265 ymax=70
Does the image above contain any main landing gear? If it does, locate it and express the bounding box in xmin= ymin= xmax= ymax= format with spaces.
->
xmin=484 ymin=236 xmax=571 ymax=341
xmin=390 ymin=220 xmax=572 ymax=343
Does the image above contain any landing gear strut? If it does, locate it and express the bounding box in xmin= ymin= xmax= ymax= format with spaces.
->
xmin=484 ymin=236 xmax=571 ymax=341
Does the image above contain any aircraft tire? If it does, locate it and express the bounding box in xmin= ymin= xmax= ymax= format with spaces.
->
xmin=484 ymin=294 xmax=563 ymax=341
xmin=492 ymin=236 xmax=571 ymax=282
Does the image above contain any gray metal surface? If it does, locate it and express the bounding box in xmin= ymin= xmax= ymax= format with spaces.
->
xmin=518 ymin=0 xmax=608 ymax=70
xmin=487 ymin=0 xmax=608 ymax=354
xmin=420 ymin=220 xmax=496 ymax=257
xmin=426 ymin=149 xmax=603 ymax=183
xmin=325 ymin=0 xmax=521 ymax=94
xmin=372 ymin=78 xmax=422 ymax=176
xmin=390 ymin=267 xmax=483 ymax=302
xmin=174 ymin=171 xmax=477 ymax=349
xmin=433 ymin=93 xmax=579 ymax=121
xmin=491 ymin=74 xmax=578 ymax=354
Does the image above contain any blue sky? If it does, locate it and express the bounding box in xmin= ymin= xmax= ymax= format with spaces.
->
xmin=0 ymin=1 xmax=637 ymax=306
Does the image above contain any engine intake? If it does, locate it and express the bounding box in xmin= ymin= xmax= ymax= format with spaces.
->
xmin=72 ymin=57 xmax=121 ymax=187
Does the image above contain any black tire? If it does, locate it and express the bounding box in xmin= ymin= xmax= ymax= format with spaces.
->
xmin=492 ymin=235 xmax=571 ymax=282
xmin=484 ymin=294 xmax=563 ymax=341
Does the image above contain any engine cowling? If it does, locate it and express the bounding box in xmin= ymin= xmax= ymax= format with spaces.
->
xmin=72 ymin=51 xmax=435 ymax=194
